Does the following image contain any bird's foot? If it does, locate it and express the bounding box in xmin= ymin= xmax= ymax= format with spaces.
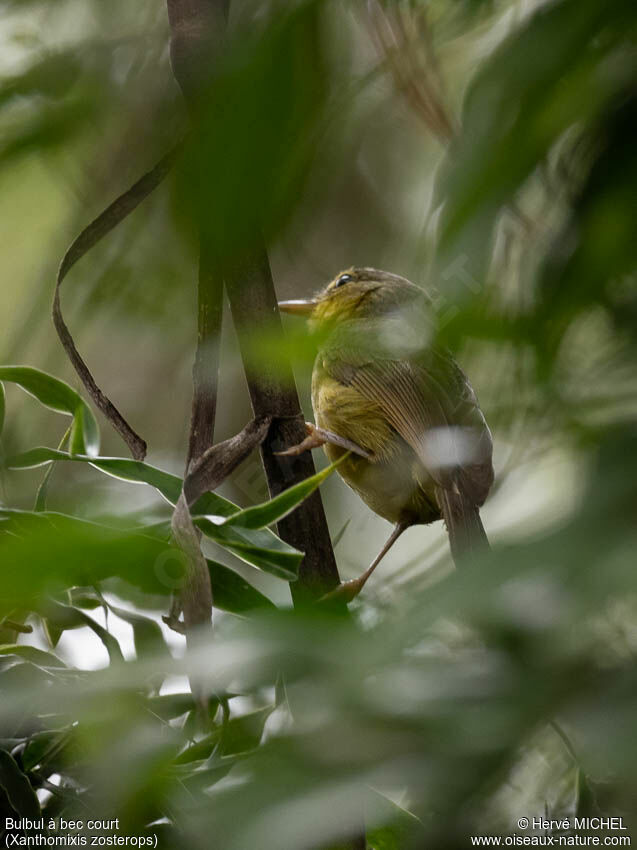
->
xmin=274 ymin=422 xmax=326 ymax=456
xmin=275 ymin=422 xmax=371 ymax=459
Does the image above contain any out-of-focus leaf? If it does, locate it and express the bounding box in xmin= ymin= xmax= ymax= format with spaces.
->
xmin=175 ymin=705 xmax=274 ymax=764
xmin=0 ymin=381 xmax=5 ymax=437
xmin=179 ymin=1 xmax=328 ymax=264
xmin=146 ymin=694 xmax=194 ymax=722
xmin=7 ymin=449 xmax=303 ymax=575
xmin=0 ymin=508 xmax=173 ymax=608
xmin=104 ymin=602 xmax=168 ymax=658
xmin=21 ymin=728 xmax=71 ymax=773
xmin=539 ymin=92 xmax=637 ymax=351
xmin=0 ymin=644 xmax=66 ymax=668
xmin=0 ymin=51 xmax=82 ymax=107
xmin=207 ymin=560 xmax=275 ymax=614
xmin=365 ymin=790 xmax=425 ymax=850
xmin=0 ymin=367 xmax=99 ymax=456
xmin=0 ymin=749 xmax=40 ymax=818
xmin=0 ymin=96 xmax=99 ymax=168
xmin=44 ymin=600 xmax=124 ymax=664
xmin=437 ymin=0 xmax=634 ymax=285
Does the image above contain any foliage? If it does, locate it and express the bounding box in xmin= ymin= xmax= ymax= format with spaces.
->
xmin=1 ymin=0 xmax=636 ymax=848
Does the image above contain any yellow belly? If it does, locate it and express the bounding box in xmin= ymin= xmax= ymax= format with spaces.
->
xmin=312 ymin=369 xmax=439 ymax=526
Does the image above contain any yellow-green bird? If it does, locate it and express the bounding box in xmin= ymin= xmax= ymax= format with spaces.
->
xmin=278 ymin=268 xmax=494 ymax=601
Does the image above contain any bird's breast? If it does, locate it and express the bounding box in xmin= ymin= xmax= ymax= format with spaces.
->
xmin=311 ymin=360 xmax=439 ymax=526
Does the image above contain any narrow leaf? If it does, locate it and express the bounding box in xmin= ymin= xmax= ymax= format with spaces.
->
xmin=0 ymin=366 xmax=99 ymax=456
xmin=105 ymin=602 xmax=168 ymax=658
xmin=0 ymin=644 xmax=66 ymax=668
xmin=207 ymin=560 xmax=275 ymax=614
xmin=0 ymin=749 xmax=40 ymax=818
xmin=43 ymin=600 xmax=124 ymax=664
xmin=220 ymin=455 xmax=347 ymax=530
xmin=7 ymin=450 xmax=303 ymax=576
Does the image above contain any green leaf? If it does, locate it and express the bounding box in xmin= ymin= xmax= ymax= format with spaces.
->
xmin=43 ymin=600 xmax=124 ymax=664
xmin=219 ymin=454 xmax=347 ymax=530
xmin=0 ymin=366 xmax=99 ymax=456
xmin=207 ymin=560 xmax=275 ymax=614
xmin=146 ymin=694 xmax=195 ymax=722
xmin=7 ymin=449 xmax=303 ymax=577
xmin=104 ymin=602 xmax=168 ymax=658
xmin=0 ymin=381 xmax=5 ymax=437
xmin=365 ymin=790 xmax=425 ymax=850
xmin=0 ymin=749 xmax=40 ymax=818
xmin=69 ymin=402 xmax=99 ymax=457
xmin=0 ymin=508 xmax=175 ymax=614
xmin=195 ymin=519 xmax=300 ymax=581
xmin=0 ymin=644 xmax=66 ymax=668
xmin=175 ymin=705 xmax=274 ymax=764
xmin=21 ymin=728 xmax=72 ymax=773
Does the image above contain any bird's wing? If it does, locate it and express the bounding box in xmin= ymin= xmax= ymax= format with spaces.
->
xmin=323 ymin=342 xmax=493 ymax=506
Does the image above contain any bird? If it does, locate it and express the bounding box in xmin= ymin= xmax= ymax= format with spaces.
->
xmin=277 ymin=267 xmax=494 ymax=602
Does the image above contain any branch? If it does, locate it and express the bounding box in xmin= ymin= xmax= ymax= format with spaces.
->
xmin=166 ymin=0 xmax=229 ymax=636
xmin=53 ymin=145 xmax=181 ymax=460
xmin=225 ymin=251 xmax=343 ymax=606
xmin=185 ymin=415 xmax=272 ymax=505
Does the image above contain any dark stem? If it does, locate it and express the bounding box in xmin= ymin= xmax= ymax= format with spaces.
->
xmin=186 ymin=233 xmax=224 ymax=466
xmin=166 ymin=0 xmax=230 ymax=638
xmin=225 ymin=250 xmax=343 ymax=606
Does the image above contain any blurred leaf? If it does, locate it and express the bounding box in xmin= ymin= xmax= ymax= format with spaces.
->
xmin=44 ymin=600 xmax=124 ymax=664
xmin=21 ymin=728 xmax=71 ymax=773
xmin=0 ymin=51 xmax=82 ymax=107
xmin=0 ymin=644 xmax=66 ymax=668
xmin=365 ymin=790 xmax=425 ymax=850
xmin=0 ymin=749 xmax=40 ymax=818
xmin=8 ymin=449 xmax=303 ymax=575
xmin=146 ymin=694 xmax=195 ymax=722
xmin=539 ymin=92 xmax=637 ymax=351
xmin=437 ymin=0 xmax=635 ymax=283
xmin=0 ymin=508 xmax=177 ymax=616
xmin=0 ymin=367 xmax=99 ymax=456
xmin=104 ymin=602 xmax=168 ymax=659
xmin=180 ymin=1 xmax=328 ymax=263
xmin=0 ymin=381 xmax=5 ymax=437
xmin=207 ymin=560 xmax=275 ymax=614
xmin=175 ymin=705 xmax=274 ymax=764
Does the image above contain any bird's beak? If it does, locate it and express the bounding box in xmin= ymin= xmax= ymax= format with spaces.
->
xmin=277 ymin=299 xmax=316 ymax=316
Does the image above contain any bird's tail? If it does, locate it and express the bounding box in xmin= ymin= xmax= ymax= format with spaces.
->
xmin=435 ymin=486 xmax=490 ymax=566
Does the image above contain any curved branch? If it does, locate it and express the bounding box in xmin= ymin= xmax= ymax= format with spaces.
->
xmin=53 ymin=143 xmax=182 ymax=460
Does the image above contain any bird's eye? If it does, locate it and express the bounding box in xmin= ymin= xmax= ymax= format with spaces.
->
xmin=335 ymin=273 xmax=354 ymax=288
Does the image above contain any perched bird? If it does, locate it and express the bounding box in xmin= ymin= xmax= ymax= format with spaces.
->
xmin=278 ymin=268 xmax=494 ymax=601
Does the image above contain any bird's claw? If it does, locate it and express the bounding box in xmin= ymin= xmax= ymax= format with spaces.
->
xmin=274 ymin=423 xmax=326 ymax=456
xmin=275 ymin=422 xmax=371 ymax=460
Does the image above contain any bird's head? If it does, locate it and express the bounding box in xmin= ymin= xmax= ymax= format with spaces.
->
xmin=278 ymin=267 xmax=424 ymax=327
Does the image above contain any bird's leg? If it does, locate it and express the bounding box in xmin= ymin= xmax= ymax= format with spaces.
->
xmin=320 ymin=522 xmax=408 ymax=604
xmin=275 ymin=422 xmax=371 ymax=459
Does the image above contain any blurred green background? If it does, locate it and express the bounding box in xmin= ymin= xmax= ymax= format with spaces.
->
xmin=1 ymin=0 xmax=636 ymax=847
